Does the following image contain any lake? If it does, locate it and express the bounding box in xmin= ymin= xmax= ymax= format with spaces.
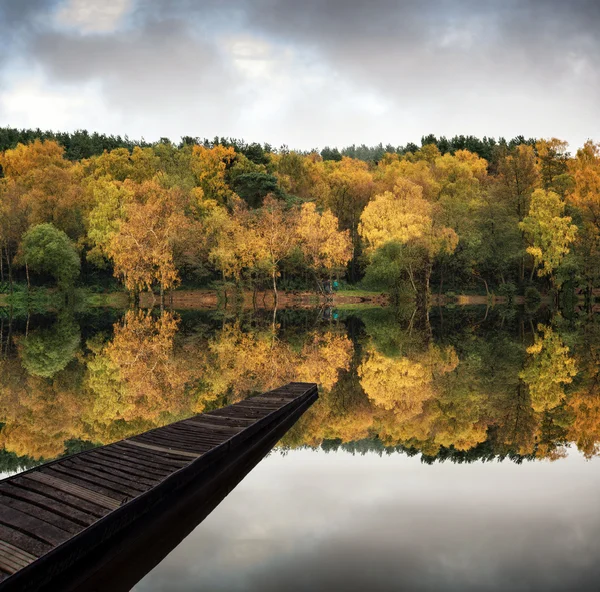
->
xmin=1 ymin=304 xmax=599 ymax=590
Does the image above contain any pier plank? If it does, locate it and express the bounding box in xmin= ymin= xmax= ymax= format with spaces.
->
xmin=0 ymin=382 xmax=317 ymax=591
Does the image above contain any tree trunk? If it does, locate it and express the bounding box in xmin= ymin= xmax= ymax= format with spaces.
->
xmin=425 ymin=262 xmax=432 ymax=304
xmin=272 ymin=268 xmax=278 ymax=304
xmin=6 ymin=245 xmax=13 ymax=297
xmin=25 ymin=262 xmax=30 ymax=291
xmin=406 ymin=263 xmax=417 ymax=294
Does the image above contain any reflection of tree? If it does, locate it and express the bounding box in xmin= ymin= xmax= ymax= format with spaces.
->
xmin=0 ymin=356 xmax=90 ymax=459
xmin=201 ymin=323 xmax=352 ymax=401
xmin=567 ymin=391 xmax=600 ymax=458
xmin=6 ymin=307 xmax=600 ymax=464
xmin=19 ymin=314 xmax=80 ymax=378
xmin=359 ymin=344 xmax=458 ymax=414
xmin=85 ymin=310 xmax=199 ymax=442
xmin=520 ymin=324 xmax=577 ymax=413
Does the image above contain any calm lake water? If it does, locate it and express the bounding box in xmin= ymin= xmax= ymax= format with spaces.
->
xmin=1 ymin=304 xmax=599 ymax=590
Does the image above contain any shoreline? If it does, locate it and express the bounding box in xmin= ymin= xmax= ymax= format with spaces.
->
xmin=0 ymin=289 xmax=553 ymax=310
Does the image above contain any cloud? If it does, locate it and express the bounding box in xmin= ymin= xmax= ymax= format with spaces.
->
xmin=54 ymin=0 xmax=134 ymax=34
xmin=0 ymin=0 xmax=599 ymax=148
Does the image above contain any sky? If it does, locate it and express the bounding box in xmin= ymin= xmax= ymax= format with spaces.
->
xmin=0 ymin=0 xmax=599 ymax=151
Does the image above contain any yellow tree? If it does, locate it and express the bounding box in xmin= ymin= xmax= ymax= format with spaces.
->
xmin=296 ymin=332 xmax=353 ymax=392
xmin=315 ymin=157 xmax=375 ymax=278
xmin=0 ymin=140 xmax=85 ymax=287
xmin=493 ymin=144 xmax=539 ymax=281
xmin=359 ymin=179 xmax=457 ymax=294
xmin=375 ymin=154 xmax=439 ymax=201
xmin=85 ymin=178 xmax=134 ymax=267
xmin=190 ymin=145 xmax=237 ymax=205
xmin=566 ymin=389 xmax=600 ymax=458
xmin=253 ymin=195 xmax=297 ymax=301
xmin=0 ymin=140 xmax=85 ymax=238
xmin=106 ymin=181 xmax=187 ymax=299
xmin=568 ymin=141 xmax=600 ymax=287
xmin=519 ymin=189 xmax=577 ymax=285
xmin=358 ymin=344 xmax=458 ymax=416
xmin=296 ymin=202 xmax=352 ymax=291
xmin=0 ymin=178 xmax=29 ymax=289
xmin=271 ymin=151 xmax=327 ymax=199
xmin=204 ymin=203 xmax=261 ymax=283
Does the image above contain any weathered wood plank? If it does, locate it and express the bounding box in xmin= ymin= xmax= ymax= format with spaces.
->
xmin=25 ymin=473 xmax=121 ymax=511
xmin=0 ymin=523 xmax=50 ymax=558
xmin=13 ymin=478 xmax=110 ymax=519
xmin=0 ymin=484 xmax=96 ymax=528
xmin=0 ymin=505 xmax=71 ymax=547
xmin=0 ymin=495 xmax=81 ymax=536
xmin=124 ymin=441 xmax=201 ymax=459
xmin=0 ymin=540 xmax=37 ymax=574
xmin=44 ymin=467 xmax=135 ymax=502
xmin=76 ymin=455 xmax=162 ymax=486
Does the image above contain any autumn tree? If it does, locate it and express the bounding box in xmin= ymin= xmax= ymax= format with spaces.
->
xmin=568 ymin=141 xmax=600 ymax=288
xmin=190 ymin=144 xmax=237 ymax=205
xmin=519 ymin=189 xmax=577 ymax=285
xmin=359 ymin=343 xmax=458 ymax=416
xmin=204 ymin=203 xmax=261 ymax=284
xmin=106 ymin=181 xmax=187 ymax=300
xmin=296 ymin=202 xmax=352 ymax=291
xmin=493 ymin=144 xmax=539 ymax=281
xmin=535 ymin=138 xmax=572 ymax=195
xmin=359 ymin=179 xmax=458 ymax=297
xmin=0 ymin=140 xmax=83 ymax=289
xmin=0 ymin=140 xmax=85 ymax=238
xmin=85 ymin=178 xmax=134 ymax=267
xmin=253 ymin=195 xmax=297 ymax=301
xmin=86 ymin=310 xmax=194 ymax=430
xmin=316 ymin=157 xmax=375 ymax=279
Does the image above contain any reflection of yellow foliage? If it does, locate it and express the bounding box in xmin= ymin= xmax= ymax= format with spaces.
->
xmin=520 ymin=325 xmax=577 ymax=412
xmin=358 ymin=344 xmax=458 ymax=415
xmin=567 ymin=390 xmax=600 ymax=458
xmin=297 ymin=333 xmax=352 ymax=391
xmin=86 ymin=310 xmax=195 ymax=439
xmin=203 ymin=325 xmax=352 ymax=400
xmin=0 ymin=359 xmax=91 ymax=459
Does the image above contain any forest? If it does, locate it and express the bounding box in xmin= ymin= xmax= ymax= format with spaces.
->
xmin=1 ymin=127 xmax=599 ymax=302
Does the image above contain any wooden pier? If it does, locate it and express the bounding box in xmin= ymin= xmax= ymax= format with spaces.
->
xmin=0 ymin=382 xmax=318 ymax=591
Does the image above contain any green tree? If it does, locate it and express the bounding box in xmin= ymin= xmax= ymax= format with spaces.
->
xmin=20 ymin=223 xmax=80 ymax=288
xmin=19 ymin=315 xmax=80 ymax=378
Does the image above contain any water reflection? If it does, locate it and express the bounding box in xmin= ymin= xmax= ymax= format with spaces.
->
xmin=0 ymin=305 xmax=599 ymax=469
xmin=135 ymin=449 xmax=600 ymax=592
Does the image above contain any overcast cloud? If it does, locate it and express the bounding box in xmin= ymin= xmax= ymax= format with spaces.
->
xmin=0 ymin=0 xmax=598 ymax=149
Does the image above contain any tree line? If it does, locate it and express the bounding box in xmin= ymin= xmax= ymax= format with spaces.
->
xmin=1 ymin=129 xmax=599 ymax=301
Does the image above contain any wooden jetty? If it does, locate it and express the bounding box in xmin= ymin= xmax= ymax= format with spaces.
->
xmin=0 ymin=382 xmax=318 ymax=591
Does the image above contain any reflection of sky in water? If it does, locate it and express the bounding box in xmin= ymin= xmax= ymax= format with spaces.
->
xmin=135 ymin=448 xmax=600 ymax=592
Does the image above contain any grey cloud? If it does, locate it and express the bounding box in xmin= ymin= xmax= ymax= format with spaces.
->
xmin=0 ymin=0 xmax=57 ymax=69
xmin=2 ymin=0 xmax=600 ymax=146
xmin=28 ymin=15 xmax=240 ymax=137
